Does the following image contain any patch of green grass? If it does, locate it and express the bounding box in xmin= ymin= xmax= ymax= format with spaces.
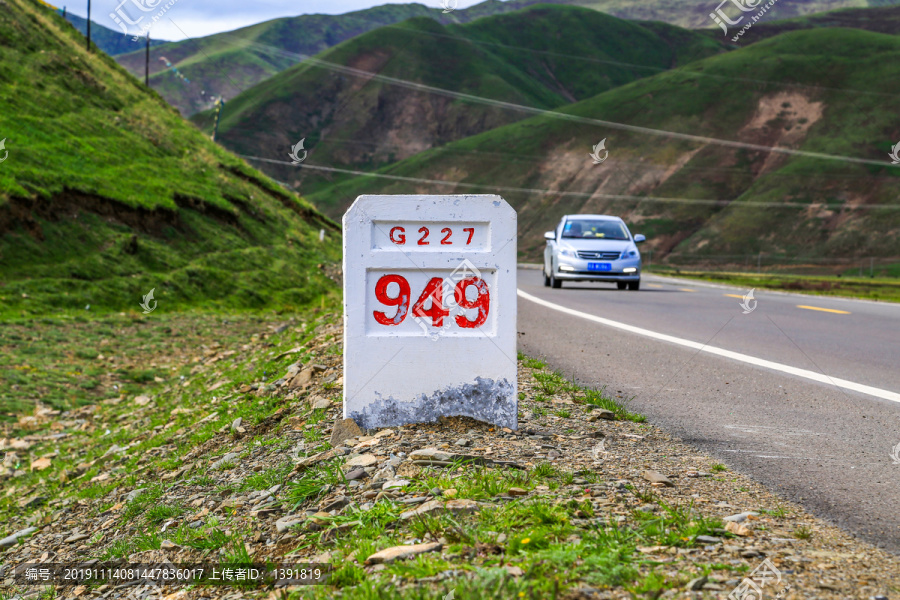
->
xmin=793 ymin=525 xmax=813 ymax=540
xmin=580 ymin=387 xmax=645 ymax=423
xmin=710 ymin=463 xmax=727 ymax=473
xmin=285 ymin=459 xmax=345 ymax=509
xmin=522 ymin=357 xmax=547 ymax=370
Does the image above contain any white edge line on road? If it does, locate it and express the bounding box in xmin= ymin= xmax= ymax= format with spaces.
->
xmin=517 ymin=289 xmax=900 ymax=404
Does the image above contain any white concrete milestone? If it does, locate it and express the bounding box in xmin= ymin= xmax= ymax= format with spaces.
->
xmin=342 ymin=195 xmax=518 ymax=430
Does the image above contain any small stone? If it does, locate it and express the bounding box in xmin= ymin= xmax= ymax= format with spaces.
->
xmin=725 ymin=521 xmax=752 ymax=537
xmin=505 ymin=566 xmax=524 ymax=576
xmin=345 ymin=468 xmax=368 ymax=481
xmin=589 ymin=408 xmax=615 ymax=420
xmin=0 ymin=527 xmax=37 ymax=548
xmin=429 ymin=487 xmax=442 ymax=497
xmin=695 ymin=535 xmax=722 ymax=544
xmin=496 ymin=533 xmax=507 ymax=544
xmin=548 ymin=450 xmax=561 ymax=459
xmin=65 ymin=533 xmax=90 ymax=544
xmin=442 ymin=488 xmax=458 ymax=499
xmin=364 ymin=542 xmax=442 ymax=565
xmin=211 ymin=452 xmax=239 ymax=470
xmin=125 ymin=488 xmax=148 ymax=503
xmin=454 ymin=438 xmax=471 ymax=447
xmin=723 ymin=512 xmax=759 ymax=523
xmin=275 ymin=515 xmax=306 ymax=534
xmin=408 ymin=448 xmax=454 ymax=462
xmin=231 ymin=418 xmax=242 ymax=432
xmin=160 ymin=540 xmax=178 ymax=550
xmin=686 ymin=576 xmax=707 ymax=591
xmin=507 ymin=488 xmax=528 ymax=497
xmin=312 ymin=398 xmax=330 ymax=410
xmin=642 ymin=471 xmax=673 ymax=487
xmin=382 ymin=479 xmax=410 ymax=491
xmin=343 ymin=454 xmax=378 ymax=470
xmin=330 ymin=418 xmax=363 ymax=446
xmin=400 ymin=499 xmax=481 ymax=520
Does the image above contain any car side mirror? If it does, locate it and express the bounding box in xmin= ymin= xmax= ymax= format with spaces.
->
xmin=544 ymin=231 xmax=555 ymax=240
xmin=633 ymin=234 xmax=646 ymax=244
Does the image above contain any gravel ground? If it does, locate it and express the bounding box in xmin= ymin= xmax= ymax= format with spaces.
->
xmin=1 ymin=316 xmax=898 ymax=600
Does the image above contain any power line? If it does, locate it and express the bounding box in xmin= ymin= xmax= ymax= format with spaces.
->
xmin=239 ymin=155 xmax=900 ymax=210
xmin=217 ymin=32 xmax=897 ymax=169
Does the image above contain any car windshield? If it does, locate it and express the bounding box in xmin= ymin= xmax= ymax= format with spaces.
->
xmin=561 ymin=219 xmax=629 ymax=240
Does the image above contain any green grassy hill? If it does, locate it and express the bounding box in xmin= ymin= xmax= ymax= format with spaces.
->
xmin=0 ymin=0 xmax=340 ymax=320
xmin=304 ymin=28 xmax=900 ymax=263
xmin=188 ymin=5 xmax=722 ymax=191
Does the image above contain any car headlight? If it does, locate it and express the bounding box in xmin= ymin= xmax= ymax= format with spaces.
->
xmin=620 ymin=249 xmax=638 ymax=259
xmin=559 ymin=249 xmax=574 ymax=257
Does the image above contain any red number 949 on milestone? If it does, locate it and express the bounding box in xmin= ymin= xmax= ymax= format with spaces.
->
xmin=342 ymin=195 xmax=517 ymax=431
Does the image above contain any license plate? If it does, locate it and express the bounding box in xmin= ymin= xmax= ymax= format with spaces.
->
xmin=588 ymin=262 xmax=612 ymax=272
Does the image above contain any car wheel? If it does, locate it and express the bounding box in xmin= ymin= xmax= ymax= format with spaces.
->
xmin=543 ymin=267 xmax=551 ymax=287
xmin=550 ymin=271 xmax=562 ymax=289
xmin=617 ymin=282 xmax=627 ymax=290
xmin=628 ymin=280 xmax=640 ymax=291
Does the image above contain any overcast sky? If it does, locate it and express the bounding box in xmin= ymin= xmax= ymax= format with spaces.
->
xmin=65 ymin=0 xmax=487 ymax=40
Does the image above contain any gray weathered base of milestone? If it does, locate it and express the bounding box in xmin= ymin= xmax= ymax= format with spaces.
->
xmin=349 ymin=377 xmax=517 ymax=430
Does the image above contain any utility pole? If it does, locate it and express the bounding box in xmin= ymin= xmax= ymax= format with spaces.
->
xmin=86 ymin=0 xmax=91 ymax=52
xmin=211 ymin=98 xmax=225 ymax=142
xmin=145 ymin=34 xmax=150 ymax=86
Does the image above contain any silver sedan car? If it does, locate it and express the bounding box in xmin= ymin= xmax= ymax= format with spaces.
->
xmin=543 ymin=215 xmax=646 ymax=290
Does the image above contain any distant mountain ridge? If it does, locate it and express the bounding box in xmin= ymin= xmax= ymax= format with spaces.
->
xmin=189 ymin=6 xmax=724 ymax=192
xmin=114 ymin=0 xmax=900 ymax=116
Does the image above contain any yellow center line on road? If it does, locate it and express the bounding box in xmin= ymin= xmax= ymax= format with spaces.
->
xmin=647 ymin=284 xmax=663 ymax=288
xmin=797 ymin=305 xmax=851 ymax=315
xmin=723 ymin=294 xmax=744 ymax=299
xmin=679 ymin=288 xmax=696 ymax=293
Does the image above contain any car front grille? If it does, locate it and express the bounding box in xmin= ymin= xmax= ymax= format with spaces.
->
xmin=576 ymin=251 xmax=621 ymax=260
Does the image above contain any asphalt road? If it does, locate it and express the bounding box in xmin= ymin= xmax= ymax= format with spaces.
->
xmin=516 ymin=267 xmax=900 ymax=553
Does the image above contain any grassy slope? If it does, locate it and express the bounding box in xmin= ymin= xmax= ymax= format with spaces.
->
xmin=304 ymin=28 xmax=900 ymax=262
xmin=189 ymin=5 xmax=722 ymax=189
xmin=0 ymin=0 xmax=340 ymax=319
